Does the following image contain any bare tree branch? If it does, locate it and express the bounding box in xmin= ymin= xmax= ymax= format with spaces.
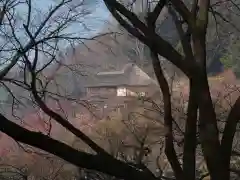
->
xmin=0 ymin=113 xmax=158 ymax=180
xmin=221 ymin=97 xmax=240 ymax=179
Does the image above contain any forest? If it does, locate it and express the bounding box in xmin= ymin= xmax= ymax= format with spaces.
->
xmin=0 ymin=0 xmax=240 ymax=180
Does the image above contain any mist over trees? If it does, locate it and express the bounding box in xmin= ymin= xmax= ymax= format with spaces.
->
xmin=0 ymin=0 xmax=240 ymax=180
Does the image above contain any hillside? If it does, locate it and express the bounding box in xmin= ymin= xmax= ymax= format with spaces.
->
xmin=1 ymin=0 xmax=239 ymax=138
xmin=51 ymin=1 xmax=240 ymax=90
xmin=0 ymin=1 xmax=240 ymax=175
xmin=1 ymin=1 xmax=239 ymax=110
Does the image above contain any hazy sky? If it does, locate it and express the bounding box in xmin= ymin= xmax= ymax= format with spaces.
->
xmin=0 ymin=0 xmax=111 ymax=70
xmin=34 ymin=0 xmax=110 ymax=37
xmin=0 ymin=0 xmax=111 ymax=96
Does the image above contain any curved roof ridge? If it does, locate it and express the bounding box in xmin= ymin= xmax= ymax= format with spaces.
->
xmin=96 ymin=63 xmax=134 ymax=75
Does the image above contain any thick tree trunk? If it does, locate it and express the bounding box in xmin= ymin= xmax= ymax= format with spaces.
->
xmin=182 ymin=80 xmax=198 ymax=180
xmin=192 ymin=28 xmax=227 ymax=180
xmin=101 ymin=1 xmax=240 ymax=180
xmin=221 ymin=97 xmax=240 ymax=180
xmin=194 ymin=72 xmax=227 ymax=180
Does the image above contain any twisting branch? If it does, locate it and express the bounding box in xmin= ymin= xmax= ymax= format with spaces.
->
xmin=209 ymin=8 xmax=240 ymax=32
xmin=149 ymin=49 xmax=183 ymax=180
xmin=147 ymin=0 xmax=166 ymax=24
xmin=182 ymin=80 xmax=198 ymax=180
xmin=221 ymin=97 xmax=240 ymax=179
xmin=168 ymin=6 xmax=194 ymax=60
xmin=0 ymin=113 xmax=158 ymax=180
xmin=103 ymin=0 xmax=195 ymax=77
xmin=146 ymin=10 xmax=183 ymax=179
xmin=169 ymin=0 xmax=195 ymax=30
xmin=24 ymin=53 xmax=108 ymax=155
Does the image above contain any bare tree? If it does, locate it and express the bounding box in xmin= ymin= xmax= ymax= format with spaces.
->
xmin=0 ymin=1 xmax=164 ymax=180
xmin=0 ymin=0 xmax=240 ymax=180
xmin=0 ymin=153 xmax=79 ymax=180
xmin=102 ymin=0 xmax=240 ymax=180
